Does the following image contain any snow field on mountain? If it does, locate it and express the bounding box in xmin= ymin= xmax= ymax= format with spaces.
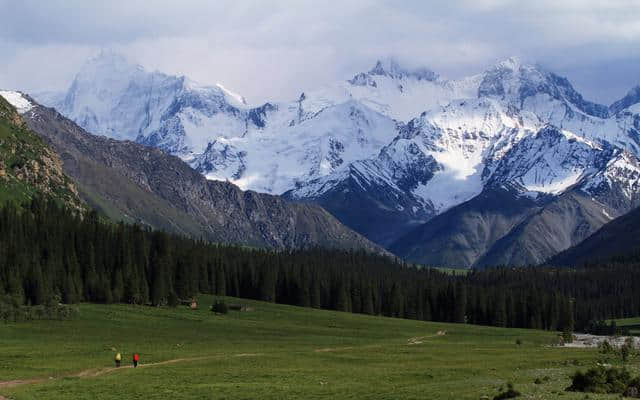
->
xmin=0 ymin=91 xmax=33 ymax=113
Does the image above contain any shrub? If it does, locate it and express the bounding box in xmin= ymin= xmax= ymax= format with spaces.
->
xmin=211 ymin=299 xmax=228 ymax=314
xmin=621 ymin=344 xmax=631 ymax=362
xmin=586 ymin=319 xmax=619 ymax=335
xmin=533 ymin=376 xmax=550 ymax=384
xmin=624 ymin=377 xmax=640 ymax=398
xmin=493 ymin=383 xmax=520 ymax=400
xmin=599 ymin=340 xmax=613 ymax=354
xmin=567 ymin=366 xmax=631 ymax=394
xmin=621 ymin=337 xmax=636 ymax=362
xmin=0 ymin=295 xmax=79 ymax=322
xmin=562 ymin=330 xmax=574 ymax=343
xmin=515 ymin=339 xmax=522 ymax=345
xmin=550 ymin=336 xmax=563 ymax=346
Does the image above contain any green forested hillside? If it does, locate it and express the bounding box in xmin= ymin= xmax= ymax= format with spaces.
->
xmin=3 ymin=198 xmax=640 ymax=333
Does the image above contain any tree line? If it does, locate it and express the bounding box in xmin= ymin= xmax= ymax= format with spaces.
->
xmin=1 ymin=198 xmax=638 ymax=332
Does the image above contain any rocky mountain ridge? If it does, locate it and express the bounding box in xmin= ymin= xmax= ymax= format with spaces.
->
xmin=34 ymin=54 xmax=640 ymax=265
xmin=2 ymin=91 xmax=383 ymax=253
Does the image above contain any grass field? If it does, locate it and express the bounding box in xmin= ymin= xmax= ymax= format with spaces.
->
xmin=0 ymin=296 xmax=636 ymax=400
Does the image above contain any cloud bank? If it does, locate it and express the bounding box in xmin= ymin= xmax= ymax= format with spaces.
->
xmin=1 ymin=0 xmax=638 ymax=104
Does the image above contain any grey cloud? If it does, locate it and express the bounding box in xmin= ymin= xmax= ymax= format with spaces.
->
xmin=0 ymin=0 xmax=638 ymax=104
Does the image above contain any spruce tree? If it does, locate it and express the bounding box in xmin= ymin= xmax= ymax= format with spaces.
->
xmin=454 ymin=282 xmax=467 ymax=323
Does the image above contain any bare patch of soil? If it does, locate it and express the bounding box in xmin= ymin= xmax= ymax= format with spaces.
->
xmin=407 ymin=330 xmax=446 ymax=345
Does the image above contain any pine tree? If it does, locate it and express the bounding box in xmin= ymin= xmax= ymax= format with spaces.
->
xmin=215 ymin=265 xmax=226 ymax=296
xmin=26 ymin=258 xmax=46 ymax=305
xmin=493 ymin=291 xmax=507 ymax=328
xmin=334 ymin=278 xmax=350 ymax=312
xmin=112 ymin=268 xmax=124 ymax=303
xmin=362 ymin=282 xmax=374 ymax=315
xmin=258 ymin=267 xmax=276 ymax=302
xmin=310 ymin=275 xmax=321 ymax=309
xmin=454 ymin=282 xmax=467 ymax=323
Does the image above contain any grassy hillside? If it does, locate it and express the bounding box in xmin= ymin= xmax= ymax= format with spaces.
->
xmin=0 ymin=296 xmax=632 ymax=400
xmin=0 ymin=96 xmax=82 ymax=210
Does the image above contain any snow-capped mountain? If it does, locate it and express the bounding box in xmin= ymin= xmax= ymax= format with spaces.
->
xmin=38 ymin=52 xmax=640 ymax=265
xmin=192 ymin=99 xmax=400 ymax=194
xmin=51 ymin=50 xmax=254 ymax=153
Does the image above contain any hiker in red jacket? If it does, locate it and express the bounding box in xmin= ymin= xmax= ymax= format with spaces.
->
xmin=133 ymin=353 xmax=139 ymax=368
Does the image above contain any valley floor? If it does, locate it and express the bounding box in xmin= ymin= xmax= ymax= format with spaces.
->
xmin=0 ymin=296 xmax=634 ymax=399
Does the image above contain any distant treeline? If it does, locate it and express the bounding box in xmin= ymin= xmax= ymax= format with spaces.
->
xmin=1 ymin=198 xmax=639 ymax=331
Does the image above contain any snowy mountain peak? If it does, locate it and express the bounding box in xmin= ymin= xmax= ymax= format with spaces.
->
xmin=493 ymin=56 xmax=524 ymax=72
xmin=87 ymin=48 xmax=130 ymax=64
xmin=215 ymin=83 xmax=248 ymax=106
xmin=368 ymin=58 xmax=439 ymax=81
xmin=478 ymin=57 xmax=609 ymax=118
xmin=81 ymin=49 xmax=143 ymax=77
xmin=74 ymin=51 xmax=248 ymax=107
xmin=479 ymin=57 xmax=546 ymax=97
xmin=44 ymin=51 xmax=259 ymax=151
xmin=610 ymin=85 xmax=640 ymax=115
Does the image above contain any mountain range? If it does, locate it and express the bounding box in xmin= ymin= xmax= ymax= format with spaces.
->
xmin=29 ymin=52 xmax=640 ymax=266
xmin=0 ymin=91 xmax=381 ymax=253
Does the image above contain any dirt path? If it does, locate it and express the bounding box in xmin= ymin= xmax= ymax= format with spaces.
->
xmin=407 ymin=330 xmax=446 ymax=345
xmin=0 ymin=353 xmax=262 ymax=396
xmin=71 ymin=355 xmax=219 ymax=378
xmin=0 ymin=378 xmax=44 ymax=389
xmin=315 ymin=331 xmax=446 ymax=352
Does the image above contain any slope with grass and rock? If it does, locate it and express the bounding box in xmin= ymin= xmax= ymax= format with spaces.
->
xmin=0 ymin=92 xmax=83 ymax=211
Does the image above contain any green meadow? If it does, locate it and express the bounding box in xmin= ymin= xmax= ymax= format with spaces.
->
xmin=1 ymin=295 xmax=636 ymax=400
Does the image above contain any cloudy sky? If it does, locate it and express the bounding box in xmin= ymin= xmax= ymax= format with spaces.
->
xmin=1 ymin=0 xmax=639 ymax=105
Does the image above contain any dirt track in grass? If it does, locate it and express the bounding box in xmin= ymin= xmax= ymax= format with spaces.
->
xmin=0 ymin=354 xmax=261 ymax=393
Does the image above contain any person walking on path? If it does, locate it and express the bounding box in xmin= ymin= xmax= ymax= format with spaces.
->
xmin=133 ymin=353 xmax=139 ymax=368
xmin=115 ymin=352 xmax=122 ymax=368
